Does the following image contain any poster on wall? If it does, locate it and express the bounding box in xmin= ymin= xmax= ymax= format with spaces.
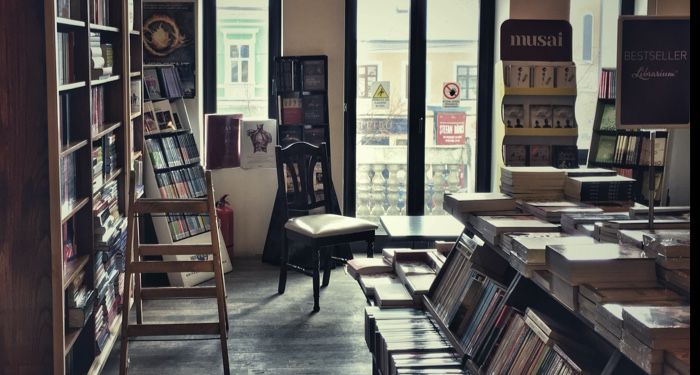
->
xmin=143 ymin=1 xmax=196 ymax=98
xmin=435 ymin=112 xmax=466 ymax=145
xmin=616 ymin=16 xmax=689 ymax=129
xmin=240 ymin=119 xmax=277 ymax=169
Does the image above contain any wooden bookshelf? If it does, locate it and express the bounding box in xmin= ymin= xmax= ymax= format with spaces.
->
xmin=28 ymin=0 xmax=146 ymax=373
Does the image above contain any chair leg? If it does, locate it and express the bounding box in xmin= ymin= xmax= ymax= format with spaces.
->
xmin=312 ymin=248 xmax=320 ymax=312
xmin=278 ymin=232 xmax=288 ymax=294
xmin=366 ymin=239 xmax=375 ymax=258
xmin=322 ymin=247 xmax=332 ymax=287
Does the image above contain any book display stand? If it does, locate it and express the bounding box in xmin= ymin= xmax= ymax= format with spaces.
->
xmin=497 ymin=20 xmax=579 ymax=169
xmin=262 ymin=55 xmax=347 ymax=264
xmin=40 ymin=0 xmax=144 ymax=372
xmin=141 ymin=64 xmax=232 ymax=287
xmin=587 ymin=68 xmax=668 ymax=206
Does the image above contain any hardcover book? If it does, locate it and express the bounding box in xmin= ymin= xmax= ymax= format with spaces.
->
xmin=503 ymin=104 xmax=525 ymax=128
xmin=551 ymin=145 xmax=579 ymax=168
xmin=533 ymin=65 xmax=555 ymax=88
xmin=555 ymin=64 xmax=576 ymax=88
xmin=204 ymin=113 xmax=242 ymax=169
xmin=281 ymin=93 xmax=303 ymax=124
xmin=507 ymin=63 xmax=531 ymax=88
xmin=152 ymin=100 xmax=176 ymax=131
xmin=302 ymin=59 xmax=326 ymax=91
xmin=302 ymin=94 xmax=325 ymax=124
xmin=594 ymin=135 xmax=617 ymax=163
xmin=599 ymin=104 xmax=616 ymax=130
xmin=529 ymin=105 xmax=553 ymax=128
xmin=552 ymin=106 xmax=575 ymax=128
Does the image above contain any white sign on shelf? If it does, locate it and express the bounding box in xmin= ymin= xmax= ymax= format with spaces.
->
xmin=371 ymin=81 xmax=390 ymax=110
xmin=442 ymin=82 xmax=461 ymax=108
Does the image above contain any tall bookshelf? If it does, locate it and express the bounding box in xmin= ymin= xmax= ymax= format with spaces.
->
xmin=587 ymin=68 xmax=668 ymax=205
xmin=41 ymin=0 xmax=143 ymax=373
xmin=141 ymin=64 xmax=232 ymax=288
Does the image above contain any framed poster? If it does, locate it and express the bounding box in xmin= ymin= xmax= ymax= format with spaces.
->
xmin=616 ymin=16 xmax=689 ymax=129
xmin=241 ymin=119 xmax=277 ymax=169
xmin=143 ymin=1 xmax=196 ymax=98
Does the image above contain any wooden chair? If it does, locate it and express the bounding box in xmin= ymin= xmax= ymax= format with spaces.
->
xmin=120 ymin=171 xmax=230 ymax=374
xmin=275 ymin=142 xmax=377 ymax=312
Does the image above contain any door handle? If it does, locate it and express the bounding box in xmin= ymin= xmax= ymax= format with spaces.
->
xmin=418 ymin=117 xmax=424 ymax=134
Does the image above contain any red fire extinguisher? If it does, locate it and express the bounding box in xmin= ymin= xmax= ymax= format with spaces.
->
xmin=216 ymin=194 xmax=234 ymax=261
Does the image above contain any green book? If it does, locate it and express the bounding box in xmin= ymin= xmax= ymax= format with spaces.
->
xmin=595 ymin=135 xmax=617 ymax=163
xmin=599 ymin=104 xmax=616 ymax=130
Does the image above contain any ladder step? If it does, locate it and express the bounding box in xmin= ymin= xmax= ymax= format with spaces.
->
xmin=139 ymin=244 xmax=214 ymax=256
xmin=140 ymin=286 xmax=218 ymax=300
xmin=132 ymin=198 xmax=209 ymax=214
xmin=127 ymin=323 xmax=221 ymax=337
xmin=131 ymin=260 xmax=215 ymax=274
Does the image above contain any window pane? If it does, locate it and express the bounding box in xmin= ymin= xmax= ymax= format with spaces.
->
xmin=231 ymin=61 xmax=239 ymax=82
xmin=216 ymin=0 xmax=268 ymax=118
xmin=241 ymin=61 xmax=248 ymax=82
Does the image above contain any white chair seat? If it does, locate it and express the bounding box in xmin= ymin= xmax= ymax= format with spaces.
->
xmin=284 ymin=214 xmax=378 ymax=239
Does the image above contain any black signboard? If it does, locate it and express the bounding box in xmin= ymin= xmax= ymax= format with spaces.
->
xmin=617 ymin=16 xmax=689 ymax=129
xmin=500 ymin=19 xmax=572 ymax=61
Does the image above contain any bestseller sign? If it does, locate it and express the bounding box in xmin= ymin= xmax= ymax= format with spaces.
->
xmin=616 ymin=16 xmax=689 ymax=129
xmin=442 ymin=82 xmax=461 ymax=108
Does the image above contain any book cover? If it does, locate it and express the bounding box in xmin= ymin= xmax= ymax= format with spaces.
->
xmin=143 ymin=101 xmax=158 ymax=133
xmin=503 ymin=104 xmax=525 ymax=128
xmin=529 ymin=145 xmax=551 ymax=166
xmin=599 ymin=104 xmax=616 ymax=130
xmin=281 ymin=93 xmax=303 ymax=124
xmin=552 ymin=106 xmax=575 ymax=128
xmin=508 ymin=63 xmax=531 ymax=88
xmin=551 ymin=145 xmax=579 ymax=168
xmin=302 ymin=94 xmax=325 ymax=124
xmin=595 ymin=135 xmax=617 ymax=163
xmin=143 ymin=68 xmax=162 ymax=99
xmin=130 ymin=79 xmax=142 ymax=114
xmin=241 ymin=119 xmax=277 ymax=169
xmin=529 ymin=105 xmax=553 ymax=128
xmin=152 ymin=100 xmax=176 ymax=131
xmin=555 ymin=64 xmax=576 ymax=88
xmin=205 ymin=114 xmax=242 ymax=169
xmin=302 ymin=59 xmax=325 ymax=91
xmin=503 ymin=145 xmax=527 ymax=166
xmin=533 ymin=65 xmax=555 ymax=88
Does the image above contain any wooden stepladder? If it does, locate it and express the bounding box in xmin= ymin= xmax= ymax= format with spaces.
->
xmin=120 ymin=171 xmax=230 ymax=375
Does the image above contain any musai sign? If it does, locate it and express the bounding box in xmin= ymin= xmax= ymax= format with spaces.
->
xmin=500 ymin=19 xmax=572 ymax=61
xmin=617 ymin=16 xmax=689 ymax=129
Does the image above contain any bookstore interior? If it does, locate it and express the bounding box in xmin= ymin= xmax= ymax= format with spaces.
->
xmin=0 ymin=0 xmax=694 ymax=374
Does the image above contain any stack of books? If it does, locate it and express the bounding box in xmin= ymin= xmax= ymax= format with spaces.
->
xmin=442 ymin=192 xmax=517 ymax=216
xmin=545 ymin=243 xmax=657 ymax=311
xmin=643 ymin=232 xmax=691 ymax=297
xmin=66 ymin=270 xmax=95 ymax=329
xmin=468 ymin=214 xmax=560 ymax=246
xmin=89 ymin=33 xmax=113 ymax=80
xmin=59 ymin=153 xmax=77 ymax=216
xmin=521 ymin=201 xmax=604 ymax=223
xmin=506 ymin=233 xmax=596 ymax=275
xmin=597 ymin=218 xmax=691 ymax=243
xmin=620 ymin=306 xmax=690 ymax=375
xmin=500 ymin=166 xmax=566 ymax=200
xmin=564 ymin=175 xmax=635 ymax=203
xmin=559 ymin=212 xmax=630 ymax=235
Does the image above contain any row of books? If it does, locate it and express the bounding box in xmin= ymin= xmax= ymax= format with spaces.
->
xmin=276 ymin=58 xmax=326 ymax=92
xmin=57 ymin=32 xmax=76 ymax=85
xmin=155 ymin=166 xmax=208 ymax=199
xmin=564 ymin=175 xmax=635 ymax=202
xmin=503 ymin=104 xmax=576 ymax=129
xmin=92 ymin=133 xmax=118 ymax=193
xmin=91 ymin=86 xmax=106 ymax=134
xmin=90 ymin=32 xmax=113 ymax=80
xmin=144 ymin=100 xmax=185 ymax=133
xmin=503 ymin=144 xmax=578 ymax=168
xmin=279 ymin=93 xmax=327 ymax=125
xmin=145 ymin=134 xmax=198 ymax=170
xmin=429 ymin=234 xmax=480 ymax=322
xmin=594 ymin=134 xmax=666 ymax=166
xmin=144 ymin=66 xmax=185 ymax=99
xmin=59 ymin=93 xmax=72 ymax=147
xmin=57 ymin=0 xmax=79 ymax=19
xmin=599 ymin=68 xmax=617 ymax=99
xmin=59 ymin=153 xmax=78 ymax=217
xmin=66 ymin=269 xmax=95 ymax=329
xmin=91 ymin=0 xmax=110 ymax=26
xmin=503 ymin=63 xmax=576 ymax=89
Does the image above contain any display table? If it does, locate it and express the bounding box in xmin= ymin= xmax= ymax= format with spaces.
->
xmin=379 ymin=215 xmax=463 ymax=248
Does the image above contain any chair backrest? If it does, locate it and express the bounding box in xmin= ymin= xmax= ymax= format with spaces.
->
xmin=275 ymin=142 xmax=334 ymax=219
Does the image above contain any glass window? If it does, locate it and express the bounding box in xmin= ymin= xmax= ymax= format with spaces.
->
xmin=358 ymin=65 xmax=378 ymax=98
xmin=216 ymin=0 xmax=269 ymax=118
xmin=582 ymin=14 xmax=593 ymax=62
xmin=456 ymin=65 xmax=477 ymax=100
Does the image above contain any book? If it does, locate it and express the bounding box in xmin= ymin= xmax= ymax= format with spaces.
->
xmin=503 ymin=104 xmax=525 ymax=128
xmin=358 ymin=273 xmax=401 ymax=297
xmin=639 ymin=136 xmax=667 ymax=166
xmin=204 ymin=114 xmax=242 ymax=169
xmin=595 ymin=135 xmax=617 ymax=163
xmin=280 ymin=93 xmax=303 ymax=124
xmin=546 ymin=243 xmax=656 ymax=285
xmin=152 ymin=100 xmax=176 ymax=131
xmin=622 ymin=305 xmax=690 ymax=347
xmin=555 ymin=64 xmax=576 ymax=88
xmin=503 ymin=145 xmax=527 ymax=166
xmin=529 ymin=145 xmax=550 ymax=166
xmin=442 ymin=192 xmax=516 ymax=214
xmin=374 ymin=283 xmax=415 ymax=308
xmin=551 ymin=145 xmax=578 ymax=168
xmin=564 ymin=175 xmax=635 ymax=202
xmin=130 ymin=79 xmax=142 ymax=114
xmin=529 ymin=105 xmax=553 ymax=128
xmin=469 ymin=215 xmax=560 ymax=245
xmin=302 ymin=94 xmax=325 ymax=124
xmin=511 ymin=233 xmax=596 ymax=264
xmin=301 ymin=59 xmax=325 ymax=91
xmin=533 ymin=65 xmax=554 ymax=88
xmin=143 ymin=68 xmax=162 ymax=99
xmin=552 ymin=105 xmax=575 ymax=128
xmin=346 ymin=258 xmax=392 ymax=280
xmin=507 ymin=63 xmax=531 ymax=88
xmin=599 ymin=104 xmax=617 ymax=130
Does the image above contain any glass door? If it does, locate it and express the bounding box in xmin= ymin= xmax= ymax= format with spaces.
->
xmin=354 ymin=0 xmax=410 ymax=221
xmin=352 ymin=0 xmax=481 ymax=221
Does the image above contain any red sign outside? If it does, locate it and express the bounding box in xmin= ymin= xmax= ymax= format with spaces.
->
xmin=436 ymin=112 xmax=466 ymax=145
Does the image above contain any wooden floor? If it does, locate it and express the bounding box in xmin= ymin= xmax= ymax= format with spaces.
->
xmin=102 ymin=257 xmax=373 ymax=374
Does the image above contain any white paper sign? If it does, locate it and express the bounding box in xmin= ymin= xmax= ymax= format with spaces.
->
xmin=240 ymin=119 xmax=277 ymax=169
xmin=442 ymin=82 xmax=461 ymax=108
xmin=371 ymin=81 xmax=390 ymax=110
